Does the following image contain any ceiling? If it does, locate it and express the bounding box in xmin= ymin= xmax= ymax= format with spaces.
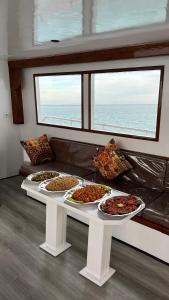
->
xmin=7 ymin=0 xmax=169 ymax=59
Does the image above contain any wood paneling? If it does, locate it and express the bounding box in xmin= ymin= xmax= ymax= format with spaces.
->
xmin=8 ymin=40 xmax=169 ymax=69
xmin=8 ymin=67 xmax=24 ymax=124
xmin=132 ymin=215 xmax=169 ymax=236
xmin=8 ymin=40 xmax=169 ymax=124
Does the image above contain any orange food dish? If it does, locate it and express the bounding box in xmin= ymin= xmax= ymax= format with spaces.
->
xmin=72 ymin=185 xmax=107 ymax=203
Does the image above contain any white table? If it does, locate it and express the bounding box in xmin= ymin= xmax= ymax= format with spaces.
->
xmin=21 ymin=179 xmax=144 ymax=286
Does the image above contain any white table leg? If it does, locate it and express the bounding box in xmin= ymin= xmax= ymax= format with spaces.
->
xmin=80 ymin=220 xmax=115 ymax=286
xmin=40 ymin=198 xmax=71 ymax=256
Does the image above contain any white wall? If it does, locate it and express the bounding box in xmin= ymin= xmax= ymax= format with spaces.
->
xmin=0 ymin=59 xmax=22 ymax=178
xmin=21 ymin=55 xmax=169 ymax=157
xmin=0 ymin=0 xmax=22 ymax=178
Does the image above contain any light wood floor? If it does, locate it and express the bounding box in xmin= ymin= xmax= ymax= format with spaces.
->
xmin=0 ymin=176 xmax=168 ymax=300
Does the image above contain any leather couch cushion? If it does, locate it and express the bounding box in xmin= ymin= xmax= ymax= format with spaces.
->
xmin=85 ymin=172 xmax=162 ymax=210
xmin=142 ymin=192 xmax=169 ymax=228
xmin=120 ymin=150 xmax=166 ymax=189
xmin=50 ymin=137 xmax=99 ymax=171
xmin=20 ymin=161 xmax=94 ymax=178
xmin=164 ymin=160 xmax=169 ymax=190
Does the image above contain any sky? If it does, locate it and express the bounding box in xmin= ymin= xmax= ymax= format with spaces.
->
xmin=36 ymin=70 xmax=161 ymax=106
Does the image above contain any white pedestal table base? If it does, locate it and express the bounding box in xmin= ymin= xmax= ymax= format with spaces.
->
xmin=79 ymin=220 xmax=116 ymax=286
xmin=40 ymin=196 xmax=72 ymax=256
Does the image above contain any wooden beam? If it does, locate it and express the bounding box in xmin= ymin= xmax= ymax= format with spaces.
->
xmin=8 ymin=40 xmax=169 ymax=69
xmin=8 ymin=66 xmax=24 ymax=124
xmin=8 ymin=40 xmax=169 ymax=124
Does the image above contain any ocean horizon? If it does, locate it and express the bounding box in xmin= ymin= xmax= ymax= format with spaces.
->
xmin=39 ymin=104 xmax=157 ymax=137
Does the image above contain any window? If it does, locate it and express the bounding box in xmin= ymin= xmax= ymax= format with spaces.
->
xmin=34 ymin=74 xmax=83 ymax=129
xmin=90 ymin=67 xmax=163 ymax=139
xmin=34 ymin=66 xmax=164 ymax=140
xmin=33 ymin=0 xmax=168 ymax=45
xmin=93 ymin=0 xmax=168 ymax=33
xmin=34 ymin=0 xmax=83 ymax=44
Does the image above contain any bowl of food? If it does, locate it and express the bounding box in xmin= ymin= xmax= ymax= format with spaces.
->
xmin=27 ymin=171 xmax=59 ymax=184
xmin=65 ymin=184 xmax=112 ymax=204
xmin=98 ymin=195 xmax=145 ymax=218
xmin=39 ymin=175 xmax=81 ymax=193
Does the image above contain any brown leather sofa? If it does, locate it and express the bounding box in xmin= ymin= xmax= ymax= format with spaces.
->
xmin=20 ymin=137 xmax=169 ymax=235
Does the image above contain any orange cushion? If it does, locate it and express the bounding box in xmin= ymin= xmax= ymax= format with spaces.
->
xmin=94 ymin=141 xmax=132 ymax=179
xmin=21 ymin=134 xmax=54 ymax=165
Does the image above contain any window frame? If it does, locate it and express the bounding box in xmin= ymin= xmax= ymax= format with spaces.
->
xmin=88 ymin=65 xmax=164 ymax=141
xmin=33 ymin=72 xmax=85 ymax=130
xmin=33 ymin=65 xmax=164 ymax=141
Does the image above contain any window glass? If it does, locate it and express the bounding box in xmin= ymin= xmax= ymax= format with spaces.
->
xmin=93 ymin=0 xmax=168 ymax=33
xmin=34 ymin=0 xmax=83 ymax=43
xmin=90 ymin=68 xmax=162 ymax=138
xmin=35 ymin=74 xmax=82 ymax=128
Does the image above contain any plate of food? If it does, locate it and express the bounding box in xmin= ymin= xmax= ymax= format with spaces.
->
xmin=64 ymin=184 xmax=112 ymax=204
xmin=39 ymin=175 xmax=82 ymax=193
xmin=98 ymin=195 xmax=145 ymax=218
xmin=27 ymin=171 xmax=59 ymax=184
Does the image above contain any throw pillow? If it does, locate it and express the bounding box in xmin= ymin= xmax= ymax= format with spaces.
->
xmin=21 ymin=134 xmax=54 ymax=165
xmin=93 ymin=141 xmax=132 ymax=179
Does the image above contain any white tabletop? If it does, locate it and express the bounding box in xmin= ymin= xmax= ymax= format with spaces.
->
xmin=21 ymin=178 xmax=145 ymax=226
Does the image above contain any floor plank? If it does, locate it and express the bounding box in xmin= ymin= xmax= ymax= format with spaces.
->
xmin=0 ymin=176 xmax=168 ymax=300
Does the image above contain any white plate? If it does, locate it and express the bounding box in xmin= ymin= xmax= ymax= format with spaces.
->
xmin=98 ymin=196 xmax=145 ymax=218
xmin=27 ymin=171 xmax=60 ymax=184
xmin=64 ymin=184 xmax=112 ymax=205
xmin=39 ymin=175 xmax=82 ymax=194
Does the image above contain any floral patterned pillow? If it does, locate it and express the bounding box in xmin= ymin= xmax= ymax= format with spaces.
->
xmin=93 ymin=141 xmax=132 ymax=179
xmin=21 ymin=134 xmax=55 ymax=165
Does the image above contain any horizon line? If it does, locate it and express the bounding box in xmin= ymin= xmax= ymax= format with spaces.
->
xmin=40 ymin=103 xmax=157 ymax=106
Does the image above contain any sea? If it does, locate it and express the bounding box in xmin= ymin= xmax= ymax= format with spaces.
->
xmin=39 ymin=104 xmax=157 ymax=137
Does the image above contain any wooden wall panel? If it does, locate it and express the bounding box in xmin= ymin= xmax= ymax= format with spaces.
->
xmin=8 ymin=67 xmax=24 ymax=124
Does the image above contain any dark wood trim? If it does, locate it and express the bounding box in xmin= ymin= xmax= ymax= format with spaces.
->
xmin=88 ymin=65 xmax=164 ymax=141
xmin=8 ymin=40 xmax=169 ymax=69
xmin=33 ymin=74 xmax=39 ymax=126
xmin=86 ymin=65 xmax=165 ymax=74
xmin=132 ymin=215 xmax=169 ymax=236
xmin=85 ymin=128 xmax=159 ymax=142
xmin=155 ymin=66 xmax=164 ymax=140
xmin=33 ymin=71 xmax=89 ymax=76
xmin=32 ymin=65 xmax=164 ymax=142
xmin=33 ymin=73 xmax=84 ymax=130
xmin=88 ymin=73 xmax=91 ymax=130
xmin=8 ymin=67 xmax=24 ymax=124
xmin=81 ymin=74 xmax=84 ymax=129
xmin=35 ymin=122 xmax=160 ymax=142
xmin=37 ymin=122 xmax=85 ymax=132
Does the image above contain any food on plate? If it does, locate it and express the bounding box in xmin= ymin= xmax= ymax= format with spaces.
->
xmin=100 ymin=195 xmax=141 ymax=215
xmin=31 ymin=171 xmax=59 ymax=182
xmin=70 ymin=185 xmax=108 ymax=203
xmin=46 ymin=176 xmax=79 ymax=191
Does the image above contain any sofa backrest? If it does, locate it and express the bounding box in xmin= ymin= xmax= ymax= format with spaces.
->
xmin=50 ymin=137 xmax=168 ymax=189
xmin=50 ymin=137 xmax=100 ymax=171
xmin=120 ymin=150 xmax=167 ymax=190
xmin=164 ymin=160 xmax=169 ymax=190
